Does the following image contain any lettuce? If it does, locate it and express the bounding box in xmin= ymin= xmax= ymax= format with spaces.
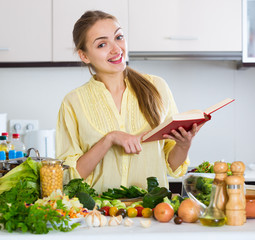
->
xmin=0 ymin=158 xmax=41 ymax=194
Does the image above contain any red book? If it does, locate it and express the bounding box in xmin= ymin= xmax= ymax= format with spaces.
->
xmin=142 ymin=98 xmax=235 ymax=142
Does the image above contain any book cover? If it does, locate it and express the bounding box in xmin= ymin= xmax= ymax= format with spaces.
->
xmin=142 ymin=98 xmax=234 ymax=142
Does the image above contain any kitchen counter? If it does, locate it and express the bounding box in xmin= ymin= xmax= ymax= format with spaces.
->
xmin=0 ymin=218 xmax=254 ymax=240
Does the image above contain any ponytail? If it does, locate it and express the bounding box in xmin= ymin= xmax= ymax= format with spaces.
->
xmin=126 ymin=66 xmax=163 ymax=129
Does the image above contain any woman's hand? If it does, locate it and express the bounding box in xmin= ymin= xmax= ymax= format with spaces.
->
xmin=107 ymin=131 xmax=145 ymax=154
xmin=163 ymin=123 xmax=203 ymax=172
xmin=163 ymin=123 xmax=201 ymax=149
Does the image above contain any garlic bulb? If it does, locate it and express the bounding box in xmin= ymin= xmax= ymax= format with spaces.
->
xmin=108 ymin=215 xmax=123 ymax=226
xmin=100 ymin=215 xmax=107 ymax=227
xmin=124 ymin=218 xmax=134 ymax=227
xmin=85 ymin=207 xmax=107 ymax=227
xmin=140 ymin=219 xmax=151 ymax=228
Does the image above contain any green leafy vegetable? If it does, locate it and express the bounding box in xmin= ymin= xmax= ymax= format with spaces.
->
xmin=143 ymin=187 xmax=172 ymax=209
xmin=101 ymin=185 xmax=147 ymax=199
xmin=193 ymin=161 xmax=232 ymax=176
xmin=76 ymin=192 xmax=95 ymax=210
xmin=194 ymin=161 xmax=214 ymax=173
xmin=0 ymin=158 xmax=41 ymax=195
xmin=147 ymin=176 xmax=159 ymax=192
xmin=163 ymin=195 xmax=184 ymax=214
xmin=63 ymin=178 xmax=98 ymax=198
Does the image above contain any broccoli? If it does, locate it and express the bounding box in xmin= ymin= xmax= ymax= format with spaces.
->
xmin=195 ymin=177 xmax=205 ymax=191
xmin=201 ymin=182 xmax=213 ymax=195
xmin=195 ymin=192 xmax=211 ymax=206
xmin=163 ymin=195 xmax=184 ymax=214
xmin=194 ymin=177 xmax=213 ymax=206
xmin=195 ymin=177 xmax=213 ymax=193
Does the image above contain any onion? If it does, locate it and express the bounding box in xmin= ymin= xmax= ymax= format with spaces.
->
xmin=154 ymin=202 xmax=174 ymax=222
xmin=177 ymin=198 xmax=200 ymax=223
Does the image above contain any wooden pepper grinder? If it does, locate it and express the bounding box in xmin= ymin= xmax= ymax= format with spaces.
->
xmin=213 ymin=162 xmax=228 ymax=212
xmin=231 ymin=161 xmax=246 ymax=222
xmin=225 ymin=175 xmax=245 ymax=226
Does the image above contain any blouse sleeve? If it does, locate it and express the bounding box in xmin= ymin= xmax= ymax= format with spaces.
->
xmin=151 ymin=75 xmax=190 ymax=178
xmin=56 ymin=101 xmax=85 ymax=184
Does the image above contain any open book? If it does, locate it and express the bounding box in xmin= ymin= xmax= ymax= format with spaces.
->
xmin=142 ymin=98 xmax=235 ymax=142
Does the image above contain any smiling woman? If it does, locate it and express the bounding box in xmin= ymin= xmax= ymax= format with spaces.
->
xmin=55 ymin=10 xmax=199 ymax=194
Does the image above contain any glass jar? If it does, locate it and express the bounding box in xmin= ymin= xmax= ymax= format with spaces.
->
xmin=40 ymin=159 xmax=63 ymax=198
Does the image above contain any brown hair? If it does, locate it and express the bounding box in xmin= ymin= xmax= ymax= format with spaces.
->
xmin=73 ymin=10 xmax=163 ymax=128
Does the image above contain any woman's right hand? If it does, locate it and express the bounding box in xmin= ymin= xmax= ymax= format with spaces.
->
xmin=107 ymin=131 xmax=144 ymax=154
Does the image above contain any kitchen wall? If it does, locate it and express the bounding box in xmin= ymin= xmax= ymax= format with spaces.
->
xmin=0 ymin=60 xmax=255 ymax=167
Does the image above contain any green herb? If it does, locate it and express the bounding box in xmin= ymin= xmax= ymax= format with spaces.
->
xmin=0 ymin=201 xmax=79 ymax=234
xmin=63 ymin=178 xmax=98 ymax=198
xmin=0 ymin=179 xmax=40 ymax=206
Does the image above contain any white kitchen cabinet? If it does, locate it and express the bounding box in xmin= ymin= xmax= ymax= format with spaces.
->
xmin=128 ymin=0 xmax=242 ymax=53
xmin=0 ymin=0 xmax=51 ymax=62
xmin=242 ymin=0 xmax=255 ymax=63
xmin=53 ymin=0 xmax=128 ymax=62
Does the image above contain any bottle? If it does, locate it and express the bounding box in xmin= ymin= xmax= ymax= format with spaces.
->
xmin=0 ymin=151 xmax=6 ymax=172
xmin=12 ymin=133 xmax=26 ymax=155
xmin=225 ymin=175 xmax=244 ymax=226
xmin=0 ymin=150 xmax=6 ymax=160
xmin=231 ymin=161 xmax=246 ymax=222
xmin=8 ymin=150 xmax=16 ymax=160
xmin=0 ymin=136 xmax=9 ymax=160
xmin=199 ymin=183 xmax=226 ymax=226
xmin=16 ymin=151 xmax=24 ymax=158
xmin=199 ymin=163 xmax=227 ymax=227
xmin=1 ymin=132 xmax=14 ymax=150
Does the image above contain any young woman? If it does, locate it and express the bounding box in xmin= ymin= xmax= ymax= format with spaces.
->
xmin=56 ymin=10 xmax=200 ymax=193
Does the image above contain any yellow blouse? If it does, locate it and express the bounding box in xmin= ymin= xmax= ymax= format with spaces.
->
xmin=56 ymin=74 xmax=189 ymax=193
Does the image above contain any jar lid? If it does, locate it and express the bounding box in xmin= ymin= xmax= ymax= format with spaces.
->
xmin=0 ymin=136 xmax=7 ymax=140
xmin=12 ymin=133 xmax=20 ymax=138
xmin=41 ymin=159 xmax=63 ymax=165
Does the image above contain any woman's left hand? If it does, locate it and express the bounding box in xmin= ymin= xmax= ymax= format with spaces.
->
xmin=163 ymin=123 xmax=201 ymax=149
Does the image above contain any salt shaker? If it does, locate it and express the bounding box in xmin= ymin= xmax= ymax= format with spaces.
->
xmin=225 ymin=175 xmax=245 ymax=226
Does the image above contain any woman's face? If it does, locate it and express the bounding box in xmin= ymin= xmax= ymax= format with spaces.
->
xmin=80 ymin=19 xmax=127 ymax=75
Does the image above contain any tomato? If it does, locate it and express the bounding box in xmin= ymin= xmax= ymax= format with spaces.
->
xmin=127 ymin=208 xmax=138 ymax=218
xmin=100 ymin=206 xmax=111 ymax=216
xmin=135 ymin=206 xmax=144 ymax=217
xmin=141 ymin=208 xmax=153 ymax=218
xmin=109 ymin=206 xmax=118 ymax=216
xmin=116 ymin=208 xmax=127 ymax=218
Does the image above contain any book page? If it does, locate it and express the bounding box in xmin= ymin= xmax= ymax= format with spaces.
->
xmin=204 ymin=98 xmax=234 ymax=115
xmin=173 ymin=109 xmax=204 ymax=120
